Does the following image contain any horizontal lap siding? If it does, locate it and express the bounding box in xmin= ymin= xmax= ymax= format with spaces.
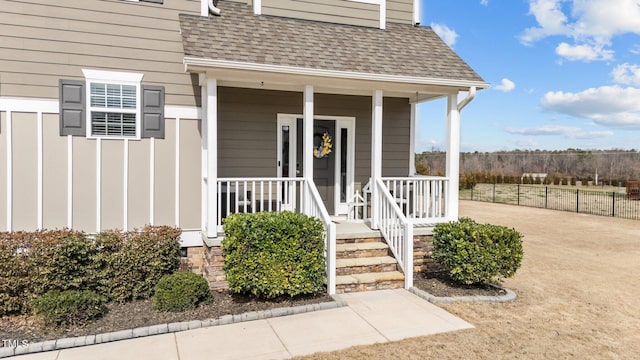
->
xmin=218 ymin=87 xmax=302 ymax=178
xmin=0 ymin=0 xmax=200 ymax=106
xmin=382 ymin=97 xmax=410 ymax=176
xmin=387 ymin=0 xmax=413 ymax=24
xmin=217 ymin=89 xmax=410 ymax=186
xmin=263 ymin=0 xmax=379 ymax=28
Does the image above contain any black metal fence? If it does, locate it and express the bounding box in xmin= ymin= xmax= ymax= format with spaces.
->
xmin=460 ymin=184 xmax=640 ymax=220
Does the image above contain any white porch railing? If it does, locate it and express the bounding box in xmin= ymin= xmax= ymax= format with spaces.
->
xmin=305 ymin=180 xmax=337 ymax=295
xmin=382 ymin=176 xmax=449 ymax=224
xmin=373 ymin=178 xmax=413 ymax=288
xmin=216 ymin=177 xmax=336 ymax=295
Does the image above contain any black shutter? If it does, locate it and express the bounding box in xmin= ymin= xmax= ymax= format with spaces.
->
xmin=140 ymin=0 xmax=163 ymax=3
xmin=59 ymin=79 xmax=86 ymax=136
xmin=141 ymin=85 xmax=165 ymax=139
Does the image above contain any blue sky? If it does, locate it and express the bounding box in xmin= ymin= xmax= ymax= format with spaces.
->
xmin=416 ymin=0 xmax=640 ymax=152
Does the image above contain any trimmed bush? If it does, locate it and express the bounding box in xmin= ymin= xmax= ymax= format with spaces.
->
xmin=222 ymin=212 xmax=326 ymax=299
xmin=0 ymin=226 xmax=182 ymax=315
xmin=153 ymin=272 xmax=212 ymax=312
xmin=432 ymin=218 xmax=523 ymax=285
xmin=93 ymin=226 xmax=182 ymax=302
xmin=32 ymin=290 xmax=107 ymax=326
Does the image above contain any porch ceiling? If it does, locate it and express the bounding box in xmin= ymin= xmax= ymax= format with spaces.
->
xmin=179 ymin=1 xmax=489 ymax=98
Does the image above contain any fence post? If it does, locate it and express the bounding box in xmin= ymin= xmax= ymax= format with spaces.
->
xmin=612 ymin=192 xmax=616 ymax=217
xmin=471 ymin=186 xmax=474 ymax=201
xmin=545 ymin=186 xmax=548 ymax=209
xmin=493 ymin=183 xmax=496 ymax=203
xmin=576 ymin=189 xmax=579 ymax=213
xmin=517 ymin=184 xmax=520 ymax=206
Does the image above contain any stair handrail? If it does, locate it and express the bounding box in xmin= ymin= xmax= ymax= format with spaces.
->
xmin=305 ymin=179 xmax=337 ymax=295
xmin=373 ymin=178 xmax=413 ymax=288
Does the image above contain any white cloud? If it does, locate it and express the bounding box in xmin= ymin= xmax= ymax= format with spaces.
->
xmin=555 ymin=42 xmax=614 ymax=62
xmin=541 ymin=85 xmax=640 ymax=129
xmin=505 ymin=125 xmax=613 ymax=139
xmin=480 ymin=0 xmax=489 ymax=6
xmin=612 ymin=63 xmax=640 ymax=86
xmin=431 ymin=23 xmax=458 ymax=47
xmin=494 ymin=78 xmax=516 ymax=92
xmin=519 ymin=0 xmax=640 ymax=62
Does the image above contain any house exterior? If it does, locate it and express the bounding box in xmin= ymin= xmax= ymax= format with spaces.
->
xmin=0 ymin=0 xmax=488 ymax=294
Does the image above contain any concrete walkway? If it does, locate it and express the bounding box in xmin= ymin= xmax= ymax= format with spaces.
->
xmin=12 ymin=289 xmax=472 ymax=360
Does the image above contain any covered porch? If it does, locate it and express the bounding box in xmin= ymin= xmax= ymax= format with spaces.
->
xmin=178 ymin=9 xmax=488 ymax=295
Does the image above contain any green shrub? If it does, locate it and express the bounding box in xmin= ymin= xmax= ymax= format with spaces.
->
xmin=32 ymin=290 xmax=107 ymax=326
xmin=27 ymin=230 xmax=94 ymax=297
xmin=153 ymin=272 xmax=212 ymax=312
xmin=222 ymin=212 xmax=326 ymax=299
xmin=432 ymin=218 xmax=523 ymax=285
xmin=0 ymin=232 xmax=30 ymax=315
xmin=93 ymin=226 xmax=182 ymax=302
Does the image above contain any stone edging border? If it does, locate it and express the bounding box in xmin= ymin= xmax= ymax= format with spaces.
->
xmin=409 ymin=285 xmax=516 ymax=304
xmin=0 ymin=296 xmax=347 ymax=359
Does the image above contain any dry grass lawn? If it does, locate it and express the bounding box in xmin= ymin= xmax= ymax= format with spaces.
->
xmin=298 ymin=201 xmax=640 ymax=359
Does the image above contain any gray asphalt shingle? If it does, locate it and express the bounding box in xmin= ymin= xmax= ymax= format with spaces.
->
xmin=179 ymin=1 xmax=485 ymax=84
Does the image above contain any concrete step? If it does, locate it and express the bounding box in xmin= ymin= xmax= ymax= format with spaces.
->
xmin=336 ymin=242 xmax=390 ymax=259
xmin=336 ymin=256 xmax=399 ymax=275
xmin=335 ymin=271 xmax=405 ymax=293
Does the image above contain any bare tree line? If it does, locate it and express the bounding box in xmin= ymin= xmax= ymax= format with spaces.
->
xmin=416 ymin=149 xmax=640 ymax=184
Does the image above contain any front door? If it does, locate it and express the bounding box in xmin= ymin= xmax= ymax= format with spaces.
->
xmin=277 ymin=115 xmax=354 ymax=216
xmin=312 ymin=120 xmax=336 ymax=214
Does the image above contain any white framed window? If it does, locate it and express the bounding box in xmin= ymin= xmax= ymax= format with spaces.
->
xmin=82 ymin=69 xmax=144 ymax=139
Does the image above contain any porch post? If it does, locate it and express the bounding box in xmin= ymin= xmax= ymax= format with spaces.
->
xmin=446 ymin=92 xmax=460 ymax=221
xmin=409 ymin=101 xmax=417 ymax=176
xmin=303 ymin=85 xmax=314 ymax=212
xmin=203 ymin=77 xmax=218 ymax=238
xmin=370 ymin=90 xmax=383 ymax=229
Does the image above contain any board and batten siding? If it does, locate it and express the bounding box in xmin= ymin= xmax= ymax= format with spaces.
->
xmin=217 ymin=87 xmax=409 ymax=186
xmin=0 ymin=0 xmax=200 ymax=106
xmin=0 ymin=109 xmax=201 ymax=234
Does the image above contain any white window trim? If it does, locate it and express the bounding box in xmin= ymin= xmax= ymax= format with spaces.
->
xmin=82 ymin=69 xmax=144 ymax=140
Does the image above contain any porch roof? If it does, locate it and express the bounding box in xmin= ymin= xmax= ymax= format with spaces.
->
xmin=178 ymin=1 xmax=488 ymax=91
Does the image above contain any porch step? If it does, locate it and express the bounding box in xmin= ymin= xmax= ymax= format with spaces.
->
xmin=335 ymin=271 xmax=405 ymax=293
xmin=336 ymin=242 xmax=390 ymax=258
xmin=336 ymin=256 xmax=399 ymax=275
xmin=336 ymin=236 xmax=384 ymax=244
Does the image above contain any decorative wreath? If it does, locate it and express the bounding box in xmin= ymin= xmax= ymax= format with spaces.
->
xmin=313 ymin=132 xmax=333 ymax=159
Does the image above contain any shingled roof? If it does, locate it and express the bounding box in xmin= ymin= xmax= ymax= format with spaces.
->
xmin=179 ymin=1 xmax=486 ymax=85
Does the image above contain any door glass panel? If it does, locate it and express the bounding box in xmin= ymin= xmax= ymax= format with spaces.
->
xmin=282 ymin=125 xmax=289 ymax=177
xmin=340 ymin=128 xmax=348 ymax=203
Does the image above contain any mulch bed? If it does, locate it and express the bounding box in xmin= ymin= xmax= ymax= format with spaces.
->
xmin=413 ymin=270 xmax=506 ymax=298
xmin=0 ymin=291 xmax=332 ymax=345
xmin=2 ymin=273 xmax=505 ymax=346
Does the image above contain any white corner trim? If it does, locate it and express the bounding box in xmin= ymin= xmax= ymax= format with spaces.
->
xmin=413 ymin=0 xmax=420 ymax=25
xmin=123 ymin=139 xmax=129 ymax=230
xmin=175 ymin=117 xmax=181 ymax=227
xmin=37 ymin=112 xmax=43 ymax=230
xmin=347 ymin=0 xmax=385 ymax=29
xmin=96 ymin=138 xmax=102 ymax=233
xmin=67 ymin=135 xmax=73 ymax=229
xmin=150 ymin=138 xmax=155 ymax=226
xmin=184 ymin=57 xmax=490 ymax=89
xmin=201 ymin=0 xmax=208 ymax=16
xmin=81 ymin=69 xmax=144 ymax=83
xmin=254 ymin=0 xmax=262 ymax=15
xmin=6 ymin=111 xmax=13 ymax=232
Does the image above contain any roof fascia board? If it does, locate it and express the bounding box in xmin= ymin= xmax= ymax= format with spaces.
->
xmin=184 ymin=57 xmax=490 ymax=89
